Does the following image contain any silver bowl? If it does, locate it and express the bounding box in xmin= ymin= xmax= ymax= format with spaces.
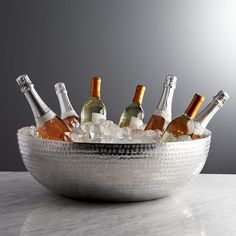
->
xmin=17 ymin=128 xmax=211 ymax=202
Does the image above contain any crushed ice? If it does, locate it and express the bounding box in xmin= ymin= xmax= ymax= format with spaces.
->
xmin=18 ymin=126 xmax=38 ymax=137
xmin=18 ymin=119 xmax=210 ymax=143
xmin=71 ymin=119 xmax=162 ymax=143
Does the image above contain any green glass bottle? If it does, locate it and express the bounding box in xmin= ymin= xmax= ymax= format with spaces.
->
xmin=80 ymin=76 xmax=107 ymax=125
xmin=119 ymin=85 xmax=146 ymax=129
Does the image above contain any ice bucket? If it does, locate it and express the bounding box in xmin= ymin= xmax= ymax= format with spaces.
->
xmin=17 ymin=128 xmax=211 ymax=201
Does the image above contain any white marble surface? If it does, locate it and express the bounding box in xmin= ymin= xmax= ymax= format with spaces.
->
xmin=0 ymin=173 xmax=236 ymax=236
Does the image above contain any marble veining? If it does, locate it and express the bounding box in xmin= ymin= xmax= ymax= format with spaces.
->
xmin=0 ymin=173 xmax=236 ymax=236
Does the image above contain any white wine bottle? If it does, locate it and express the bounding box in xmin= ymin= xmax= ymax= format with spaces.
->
xmin=145 ymin=75 xmax=177 ymax=132
xmin=16 ymin=75 xmax=70 ymax=141
xmin=119 ymin=84 xmax=146 ymax=129
xmin=192 ymin=90 xmax=229 ymax=139
xmin=55 ymin=82 xmax=80 ymax=129
xmin=161 ymin=93 xmax=205 ymax=142
xmin=80 ymin=76 xmax=107 ymax=125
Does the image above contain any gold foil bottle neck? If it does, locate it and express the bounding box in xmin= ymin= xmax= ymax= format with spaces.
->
xmin=90 ymin=76 xmax=101 ymax=97
xmin=133 ymin=84 xmax=146 ymax=105
xmin=185 ymin=93 xmax=205 ymax=118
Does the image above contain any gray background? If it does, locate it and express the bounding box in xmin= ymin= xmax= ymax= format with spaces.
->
xmin=1 ymin=0 xmax=235 ymax=173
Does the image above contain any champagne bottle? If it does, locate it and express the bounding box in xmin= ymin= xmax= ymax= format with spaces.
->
xmin=192 ymin=90 xmax=229 ymax=138
xmin=80 ymin=76 xmax=107 ymax=125
xmin=55 ymin=82 xmax=80 ymax=129
xmin=16 ymin=75 xmax=70 ymax=141
xmin=161 ymin=93 xmax=205 ymax=142
xmin=119 ymin=85 xmax=146 ymax=128
xmin=145 ymin=75 xmax=177 ymax=132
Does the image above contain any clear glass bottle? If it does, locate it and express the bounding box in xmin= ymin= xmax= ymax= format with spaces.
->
xmin=119 ymin=85 xmax=146 ymax=128
xmin=145 ymin=75 xmax=177 ymax=132
xmin=192 ymin=90 xmax=229 ymax=138
xmin=161 ymin=93 xmax=205 ymax=142
xmin=55 ymin=82 xmax=80 ymax=129
xmin=16 ymin=75 xmax=70 ymax=141
xmin=80 ymin=76 xmax=107 ymax=125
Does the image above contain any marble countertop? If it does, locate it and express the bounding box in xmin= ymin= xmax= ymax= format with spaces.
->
xmin=0 ymin=173 xmax=236 ymax=236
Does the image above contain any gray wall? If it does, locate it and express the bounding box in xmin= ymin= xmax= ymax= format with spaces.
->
xmin=1 ymin=0 xmax=235 ymax=173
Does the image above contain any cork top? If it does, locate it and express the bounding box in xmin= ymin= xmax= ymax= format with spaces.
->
xmin=213 ymin=90 xmax=229 ymax=107
xmin=164 ymin=75 xmax=177 ymax=88
xmin=55 ymin=82 xmax=67 ymax=94
xmin=16 ymin=74 xmax=33 ymax=93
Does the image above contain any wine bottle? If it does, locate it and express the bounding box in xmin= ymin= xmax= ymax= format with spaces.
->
xmin=161 ymin=93 xmax=205 ymax=142
xmin=192 ymin=90 xmax=229 ymax=138
xmin=80 ymin=76 xmax=107 ymax=125
xmin=55 ymin=82 xmax=80 ymax=129
xmin=16 ymin=75 xmax=70 ymax=141
xmin=119 ymin=85 xmax=146 ymax=128
xmin=145 ymin=75 xmax=177 ymax=132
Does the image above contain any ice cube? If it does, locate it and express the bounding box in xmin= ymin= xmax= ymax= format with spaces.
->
xmin=129 ymin=116 xmax=143 ymax=129
xmin=203 ymin=129 xmax=211 ymax=137
xmin=100 ymin=135 xmax=119 ymax=143
xmin=187 ymin=120 xmax=194 ymax=134
xmin=81 ymin=122 xmax=94 ymax=132
xmin=161 ymin=132 xmax=178 ymax=142
xmin=71 ymin=126 xmax=91 ymax=142
xmin=74 ymin=121 xmax=80 ymax=128
xmin=121 ymin=127 xmax=132 ymax=139
xmin=178 ymin=135 xmax=192 ymax=141
xmin=142 ymin=130 xmax=161 ymax=142
xmin=92 ymin=113 xmax=106 ymax=125
xmin=131 ymin=129 xmax=144 ymax=140
xmin=125 ymin=138 xmax=142 ymax=143
xmin=139 ymin=123 xmax=147 ymax=130
xmin=193 ymin=121 xmax=205 ymax=136
xmin=99 ymin=120 xmax=114 ymax=136
xmin=100 ymin=121 xmax=123 ymax=140
xmin=81 ymin=122 xmax=97 ymax=139
xmin=18 ymin=126 xmax=38 ymax=137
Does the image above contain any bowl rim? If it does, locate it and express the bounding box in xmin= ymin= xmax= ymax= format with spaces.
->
xmin=17 ymin=127 xmax=212 ymax=147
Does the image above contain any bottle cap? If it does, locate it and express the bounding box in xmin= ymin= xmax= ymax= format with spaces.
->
xmin=133 ymin=84 xmax=146 ymax=104
xmin=55 ymin=82 xmax=67 ymax=94
xmin=90 ymin=76 xmax=101 ymax=97
xmin=185 ymin=93 xmax=205 ymax=118
xmin=164 ymin=75 xmax=177 ymax=88
xmin=213 ymin=90 xmax=229 ymax=107
xmin=16 ymin=74 xmax=33 ymax=92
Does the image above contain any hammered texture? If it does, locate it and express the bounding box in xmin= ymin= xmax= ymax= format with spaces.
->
xmin=17 ymin=130 xmax=211 ymax=201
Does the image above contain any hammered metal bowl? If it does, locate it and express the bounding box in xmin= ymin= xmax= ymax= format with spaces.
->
xmin=17 ymin=128 xmax=211 ymax=202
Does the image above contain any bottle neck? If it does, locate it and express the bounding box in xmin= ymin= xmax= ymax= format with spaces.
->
xmin=184 ymin=94 xmax=204 ymax=119
xmin=132 ymin=101 xmax=141 ymax=106
xmin=56 ymin=90 xmax=78 ymax=119
xmin=132 ymin=84 xmax=145 ymax=105
xmin=90 ymin=77 xmax=101 ymax=97
xmin=24 ymin=86 xmax=55 ymax=127
xmin=195 ymin=100 xmax=221 ymax=128
xmin=154 ymin=86 xmax=175 ymax=122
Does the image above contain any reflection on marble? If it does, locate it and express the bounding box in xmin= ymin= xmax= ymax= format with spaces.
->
xmin=20 ymin=196 xmax=205 ymax=236
xmin=1 ymin=173 xmax=236 ymax=236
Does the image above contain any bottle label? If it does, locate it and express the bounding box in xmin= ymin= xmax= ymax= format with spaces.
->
xmin=37 ymin=110 xmax=56 ymax=127
xmin=92 ymin=113 xmax=106 ymax=125
xmin=153 ymin=109 xmax=171 ymax=122
xmin=187 ymin=120 xmax=195 ymax=134
xmin=129 ymin=116 xmax=143 ymax=129
xmin=61 ymin=110 xmax=79 ymax=120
